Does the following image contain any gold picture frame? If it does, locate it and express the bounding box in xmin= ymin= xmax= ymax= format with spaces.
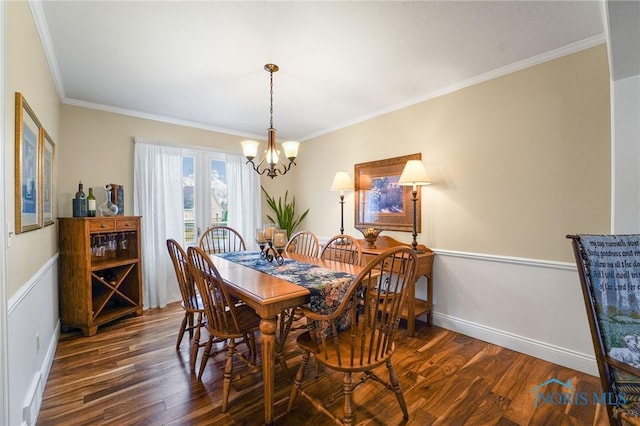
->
xmin=15 ymin=93 xmax=42 ymax=233
xmin=354 ymin=153 xmax=422 ymax=232
xmin=41 ymin=129 xmax=56 ymax=226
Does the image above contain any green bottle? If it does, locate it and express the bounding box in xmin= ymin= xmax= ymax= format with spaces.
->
xmin=87 ymin=187 xmax=96 ymax=217
xmin=73 ymin=181 xmax=87 ymax=217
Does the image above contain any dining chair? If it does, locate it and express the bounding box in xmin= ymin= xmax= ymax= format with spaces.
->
xmin=319 ymin=234 xmax=363 ymax=266
xmin=285 ymin=230 xmax=320 ymax=257
xmin=292 ymin=233 xmax=364 ymax=377
xmin=166 ymin=239 xmax=207 ymax=373
xmin=199 ymin=226 xmax=247 ymax=254
xmin=279 ymin=231 xmax=321 ymax=354
xmin=186 ymin=246 xmax=261 ymax=411
xmin=568 ymin=234 xmax=640 ymax=425
xmin=287 ymin=246 xmax=418 ymax=425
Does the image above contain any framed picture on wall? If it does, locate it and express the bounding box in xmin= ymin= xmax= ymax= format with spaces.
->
xmin=354 ymin=153 xmax=422 ymax=232
xmin=41 ymin=129 xmax=56 ymax=226
xmin=15 ymin=93 xmax=42 ymax=233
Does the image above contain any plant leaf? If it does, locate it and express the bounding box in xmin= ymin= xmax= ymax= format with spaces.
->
xmin=261 ymin=186 xmax=309 ymax=238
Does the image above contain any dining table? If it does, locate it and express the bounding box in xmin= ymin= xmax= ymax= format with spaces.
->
xmin=209 ymin=250 xmax=366 ymax=425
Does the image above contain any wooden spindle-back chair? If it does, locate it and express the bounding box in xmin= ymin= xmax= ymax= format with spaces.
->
xmin=279 ymin=231 xmax=321 ymax=352
xmin=166 ymin=239 xmax=206 ymax=373
xmin=187 ymin=246 xmax=261 ymax=411
xmin=285 ymin=230 xmax=320 ymax=258
xmin=199 ymin=226 xmax=247 ymax=254
xmin=320 ymin=234 xmax=363 ymax=266
xmin=287 ymin=246 xmax=418 ymax=425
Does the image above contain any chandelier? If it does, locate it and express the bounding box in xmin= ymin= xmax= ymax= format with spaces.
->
xmin=241 ymin=64 xmax=299 ymax=178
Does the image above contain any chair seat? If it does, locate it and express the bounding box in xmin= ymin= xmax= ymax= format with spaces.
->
xmin=296 ymin=325 xmax=396 ymax=373
xmin=228 ymin=304 xmax=262 ymax=336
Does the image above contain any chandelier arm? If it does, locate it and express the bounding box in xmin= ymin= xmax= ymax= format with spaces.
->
xmin=245 ymin=159 xmax=271 ymax=176
xmin=280 ymin=159 xmax=296 ymax=174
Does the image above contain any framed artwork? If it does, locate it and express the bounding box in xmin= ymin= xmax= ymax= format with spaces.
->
xmin=41 ymin=129 xmax=56 ymax=226
xmin=354 ymin=153 xmax=422 ymax=232
xmin=15 ymin=93 xmax=42 ymax=233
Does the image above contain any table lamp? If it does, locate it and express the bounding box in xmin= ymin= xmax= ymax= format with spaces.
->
xmin=330 ymin=171 xmax=353 ymax=234
xmin=398 ymin=160 xmax=431 ymax=252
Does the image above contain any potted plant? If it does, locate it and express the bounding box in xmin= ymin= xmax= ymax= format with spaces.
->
xmin=262 ymin=186 xmax=309 ymax=239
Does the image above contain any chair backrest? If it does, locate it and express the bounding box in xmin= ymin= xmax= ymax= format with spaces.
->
xmin=308 ymin=246 xmax=417 ymax=367
xmin=199 ymin=226 xmax=247 ymax=254
xmin=187 ymin=246 xmax=244 ymax=338
xmin=166 ymin=238 xmax=199 ymax=311
xmin=285 ymin=231 xmax=320 ymax=257
xmin=319 ymin=234 xmax=363 ymax=266
xmin=568 ymin=234 xmax=640 ymax=422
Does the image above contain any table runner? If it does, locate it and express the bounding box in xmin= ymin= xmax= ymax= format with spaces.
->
xmin=215 ymin=251 xmax=356 ymax=320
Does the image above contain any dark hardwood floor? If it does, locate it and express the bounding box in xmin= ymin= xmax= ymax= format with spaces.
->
xmin=37 ymin=302 xmax=607 ymax=425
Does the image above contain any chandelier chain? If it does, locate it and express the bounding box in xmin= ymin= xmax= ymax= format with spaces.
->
xmin=269 ymin=70 xmax=274 ymax=129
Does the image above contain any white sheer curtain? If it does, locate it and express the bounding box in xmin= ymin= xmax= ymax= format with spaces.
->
xmin=133 ymin=138 xmax=183 ymax=309
xmin=226 ymin=154 xmax=261 ymax=250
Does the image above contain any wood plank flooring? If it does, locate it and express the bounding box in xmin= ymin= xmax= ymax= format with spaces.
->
xmin=37 ymin=302 xmax=607 ymax=425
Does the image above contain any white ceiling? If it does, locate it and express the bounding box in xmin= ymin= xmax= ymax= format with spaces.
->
xmin=34 ymin=1 xmax=606 ymax=142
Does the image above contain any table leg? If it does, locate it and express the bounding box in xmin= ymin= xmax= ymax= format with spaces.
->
xmin=261 ymin=316 xmax=278 ymax=425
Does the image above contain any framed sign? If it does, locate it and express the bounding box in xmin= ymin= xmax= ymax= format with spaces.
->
xmin=354 ymin=153 xmax=421 ymax=232
xmin=41 ymin=129 xmax=56 ymax=226
xmin=15 ymin=93 xmax=42 ymax=233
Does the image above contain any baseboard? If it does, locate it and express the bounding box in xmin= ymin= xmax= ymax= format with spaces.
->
xmin=24 ymin=318 xmax=60 ymax=425
xmin=432 ymin=311 xmax=599 ymax=376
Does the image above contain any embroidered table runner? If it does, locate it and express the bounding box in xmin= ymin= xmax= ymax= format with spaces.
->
xmin=215 ymin=251 xmax=356 ymax=317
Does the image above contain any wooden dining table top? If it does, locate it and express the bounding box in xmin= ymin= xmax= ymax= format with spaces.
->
xmin=208 ymin=251 xmax=364 ymax=318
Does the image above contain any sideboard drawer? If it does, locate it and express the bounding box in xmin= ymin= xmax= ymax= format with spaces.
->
xmin=117 ymin=218 xmax=139 ymax=230
xmin=89 ymin=219 xmax=116 ymax=232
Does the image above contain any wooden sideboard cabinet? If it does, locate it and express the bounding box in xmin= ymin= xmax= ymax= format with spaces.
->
xmin=358 ymin=236 xmax=435 ymax=337
xmin=58 ymin=216 xmax=143 ymax=336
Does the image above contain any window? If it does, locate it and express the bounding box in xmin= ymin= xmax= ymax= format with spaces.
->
xmin=182 ymin=149 xmax=228 ymax=245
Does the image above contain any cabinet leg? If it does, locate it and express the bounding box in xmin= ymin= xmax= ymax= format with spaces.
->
xmin=83 ymin=325 xmax=98 ymax=337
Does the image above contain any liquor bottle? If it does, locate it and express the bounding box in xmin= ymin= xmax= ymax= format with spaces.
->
xmin=87 ymin=187 xmax=96 ymax=217
xmin=73 ymin=181 xmax=87 ymax=217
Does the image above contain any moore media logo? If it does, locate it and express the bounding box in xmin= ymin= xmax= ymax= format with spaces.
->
xmin=532 ymin=377 xmax=625 ymax=407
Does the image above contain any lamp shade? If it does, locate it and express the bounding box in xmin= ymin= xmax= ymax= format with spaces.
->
xmin=331 ymin=172 xmax=354 ymax=191
xmin=398 ymin=160 xmax=431 ymax=187
xmin=281 ymin=141 xmax=299 ymax=160
xmin=241 ymin=140 xmax=260 ymax=159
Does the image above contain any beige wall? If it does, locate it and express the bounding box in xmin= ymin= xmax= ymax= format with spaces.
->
xmin=14 ymin=32 xmax=610 ymax=301
xmin=58 ymin=106 xmax=245 ymax=218
xmin=293 ymin=45 xmax=611 ymax=263
xmin=5 ymin=0 xmax=60 ymax=297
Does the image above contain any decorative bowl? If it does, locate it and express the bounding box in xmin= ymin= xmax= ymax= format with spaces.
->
xmin=358 ymin=227 xmax=382 ymax=248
